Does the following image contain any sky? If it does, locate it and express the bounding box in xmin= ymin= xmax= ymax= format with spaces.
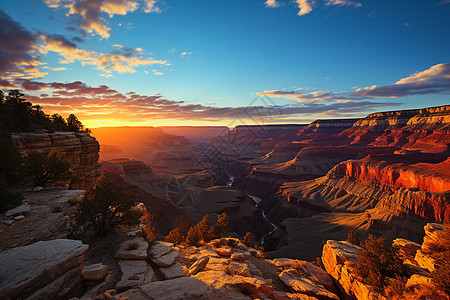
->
xmin=0 ymin=0 xmax=449 ymax=128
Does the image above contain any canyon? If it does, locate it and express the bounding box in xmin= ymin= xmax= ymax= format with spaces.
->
xmin=1 ymin=104 xmax=449 ymax=299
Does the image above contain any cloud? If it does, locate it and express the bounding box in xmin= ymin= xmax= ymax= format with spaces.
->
xmin=265 ymin=0 xmax=280 ymax=8
xmin=352 ymin=63 xmax=450 ymax=98
xmin=259 ymin=63 xmax=450 ymax=102
xmin=154 ymin=71 xmax=164 ymax=75
xmin=180 ymin=51 xmax=192 ymax=56
xmin=325 ymin=0 xmax=361 ymax=7
xmin=296 ymin=0 xmax=313 ymax=16
xmin=43 ymin=0 xmax=160 ymax=38
xmin=13 ymin=79 xmax=400 ymax=126
xmin=51 ymin=67 xmax=68 ymax=71
xmin=38 ymin=33 xmax=166 ymax=74
xmin=0 ymin=10 xmax=47 ymax=80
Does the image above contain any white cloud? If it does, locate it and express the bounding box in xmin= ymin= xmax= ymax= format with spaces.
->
xmin=296 ymin=0 xmax=313 ymax=16
xmin=325 ymin=0 xmax=362 ymax=7
xmin=265 ymin=0 xmax=280 ymax=8
xmin=180 ymin=51 xmax=192 ymax=56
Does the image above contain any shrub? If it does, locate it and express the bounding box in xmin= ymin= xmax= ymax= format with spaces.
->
xmin=214 ymin=212 xmax=229 ymax=238
xmin=347 ymin=229 xmax=363 ymax=247
xmin=24 ymin=151 xmax=71 ymax=186
xmin=431 ymin=225 xmax=450 ymax=295
xmin=356 ymin=235 xmax=405 ymax=293
xmin=185 ymin=225 xmax=201 ymax=246
xmin=243 ymin=232 xmax=254 ymax=247
xmin=166 ymin=228 xmax=183 ymax=245
xmin=74 ymin=177 xmax=142 ymax=236
xmin=140 ymin=211 xmax=157 ymax=242
xmin=0 ymin=132 xmax=22 ymax=185
xmin=0 ymin=184 xmax=23 ymax=213
xmin=197 ymin=214 xmax=211 ymax=242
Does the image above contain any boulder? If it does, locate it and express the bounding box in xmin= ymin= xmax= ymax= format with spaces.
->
xmin=406 ymin=274 xmax=433 ymax=288
xmin=132 ymin=277 xmax=215 ymax=300
xmin=118 ymin=259 xmax=155 ymax=284
xmin=13 ymin=215 xmax=25 ymax=220
xmin=0 ymin=239 xmax=88 ymax=299
xmin=393 ymin=238 xmax=421 ymax=258
xmin=224 ymin=261 xmax=252 ymax=277
xmin=4 ymin=203 xmax=32 ymax=217
xmin=189 ymin=256 xmax=210 ymax=275
xmin=151 ymin=249 xmax=179 ymax=267
xmin=160 ymin=261 xmax=189 ymax=279
xmin=115 ymin=238 xmax=148 ymax=260
xmin=82 ymin=264 xmax=108 ymax=281
xmin=149 ymin=241 xmax=174 ymax=258
xmin=279 ymin=269 xmax=339 ymax=300
xmin=194 ymin=270 xmax=273 ymax=297
xmin=414 ymin=249 xmax=436 ymax=272
xmin=273 ymin=291 xmax=319 ymax=300
xmin=231 ymin=253 xmax=246 ymax=261
xmin=115 ymin=280 xmax=140 ymax=293
xmin=214 ymin=247 xmax=232 ymax=256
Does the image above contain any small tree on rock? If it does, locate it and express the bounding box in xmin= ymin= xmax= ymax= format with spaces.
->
xmin=166 ymin=228 xmax=183 ymax=245
xmin=24 ymin=151 xmax=71 ymax=186
xmin=74 ymin=177 xmax=142 ymax=236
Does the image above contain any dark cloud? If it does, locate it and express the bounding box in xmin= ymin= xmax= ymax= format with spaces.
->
xmin=0 ymin=10 xmax=41 ymax=78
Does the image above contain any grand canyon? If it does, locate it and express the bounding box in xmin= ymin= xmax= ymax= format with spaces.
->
xmin=1 ymin=1 xmax=450 ymax=299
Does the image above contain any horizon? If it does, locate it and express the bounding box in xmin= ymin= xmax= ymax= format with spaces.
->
xmin=0 ymin=0 xmax=449 ymax=128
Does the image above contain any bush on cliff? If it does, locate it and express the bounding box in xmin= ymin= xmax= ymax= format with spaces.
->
xmin=0 ymin=132 xmax=23 ymax=185
xmin=140 ymin=210 xmax=158 ymax=242
xmin=24 ymin=152 xmax=71 ymax=186
xmin=431 ymin=224 xmax=450 ymax=295
xmin=74 ymin=177 xmax=142 ymax=236
xmin=166 ymin=228 xmax=184 ymax=245
xmin=182 ymin=212 xmax=230 ymax=246
xmin=356 ymin=234 xmax=405 ymax=293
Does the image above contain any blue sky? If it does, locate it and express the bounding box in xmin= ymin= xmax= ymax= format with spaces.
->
xmin=0 ymin=0 xmax=449 ymax=127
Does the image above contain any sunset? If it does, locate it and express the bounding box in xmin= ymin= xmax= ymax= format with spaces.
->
xmin=0 ymin=0 xmax=449 ymax=127
xmin=1 ymin=1 xmax=450 ymax=300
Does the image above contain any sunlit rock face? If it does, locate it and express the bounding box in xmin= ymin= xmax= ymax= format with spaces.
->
xmin=11 ymin=132 xmax=101 ymax=189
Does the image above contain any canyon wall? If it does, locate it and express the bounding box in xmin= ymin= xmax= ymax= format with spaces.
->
xmin=11 ymin=132 xmax=101 ymax=189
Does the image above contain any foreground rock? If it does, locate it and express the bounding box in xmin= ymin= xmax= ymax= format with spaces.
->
xmin=0 ymin=239 xmax=88 ymax=299
xmin=115 ymin=238 xmax=148 ymax=260
xmin=120 ymin=277 xmax=215 ymax=299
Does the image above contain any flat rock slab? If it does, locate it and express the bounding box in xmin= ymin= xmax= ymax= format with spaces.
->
xmin=138 ymin=277 xmax=215 ymax=300
xmin=151 ymin=249 xmax=179 ymax=267
xmin=82 ymin=263 xmax=108 ymax=281
xmin=118 ymin=259 xmax=156 ymax=284
xmin=279 ymin=269 xmax=339 ymax=300
xmin=0 ymin=239 xmax=88 ymax=299
xmin=149 ymin=241 xmax=174 ymax=258
xmin=116 ymin=238 xmax=148 ymax=260
xmin=160 ymin=262 xmax=189 ymax=279
xmin=4 ymin=203 xmax=32 ymax=217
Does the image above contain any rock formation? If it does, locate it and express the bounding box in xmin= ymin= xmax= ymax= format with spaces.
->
xmin=11 ymin=132 xmax=101 ymax=189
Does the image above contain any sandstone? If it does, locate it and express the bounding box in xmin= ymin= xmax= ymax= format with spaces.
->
xmin=273 ymin=291 xmax=319 ymax=300
xmin=224 ymin=261 xmax=252 ymax=277
xmin=2 ymin=220 xmax=14 ymax=225
xmin=160 ymin=261 xmax=189 ymax=279
xmin=414 ymin=249 xmax=436 ymax=272
xmin=214 ymin=246 xmax=232 ymax=256
xmin=118 ymin=259 xmax=155 ymax=284
xmin=137 ymin=277 xmax=215 ymax=299
xmin=33 ymin=186 xmax=44 ymax=192
xmin=406 ymin=274 xmax=433 ymax=288
xmin=4 ymin=203 xmax=32 ymax=217
xmin=13 ymin=215 xmax=25 ymax=220
xmin=393 ymin=238 xmax=421 ymax=258
xmin=115 ymin=238 xmax=148 ymax=260
xmin=115 ymin=280 xmax=140 ymax=293
xmin=149 ymin=241 xmax=174 ymax=258
xmin=0 ymin=239 xmax=88 ymax=299
xmin=82 ymin=264 xmax=108 ymax=281
xmin=231 ymin=252 xmax=247 ymax=261
xmin=194 ymin=270 xmax=273 ymax=296
xmin=279 ymin=269 xmax=339 ymax=300
xmin=189 ymin=256 xmax=210 ymax=275
xmin=151 ymin=248 xmax=179 ymax=267
xmin=422 ymin=223 xmax=445 ymax=253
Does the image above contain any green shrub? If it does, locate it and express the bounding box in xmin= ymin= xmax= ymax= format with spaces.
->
xmin=185 ymin=225 xmax=201 ymax=246
xmin=356 ymin=235 xmax=405 ymax=293
xmin=243 ymin=232 xmax=254 ymax=247
xmin=0 ymin=184 xmax=23 ymax=213
xmin=24 ymin=151 xmax=71 ymax=186
xmin=165 ymin=228 xmax=184 ymax=245
xmin=74 ymin=177 xmax=142 ymax=236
